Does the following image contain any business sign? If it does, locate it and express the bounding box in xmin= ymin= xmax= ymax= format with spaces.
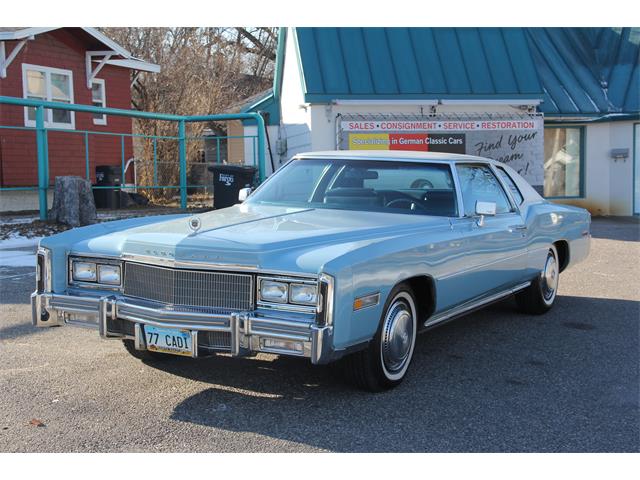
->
xmin=338 ymin=115 xmax=544 ymax=189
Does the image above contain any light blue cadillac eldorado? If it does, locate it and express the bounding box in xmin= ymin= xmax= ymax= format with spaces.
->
xmin=32 ymin=151 xmax=591 ymax=391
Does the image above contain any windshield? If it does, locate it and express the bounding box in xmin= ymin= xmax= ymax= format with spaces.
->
xmin=247 ymin=158 xmax=458 ymax=217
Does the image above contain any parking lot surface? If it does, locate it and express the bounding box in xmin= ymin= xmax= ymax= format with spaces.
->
xmin=0 ymin=217 xmax=638 ymax=452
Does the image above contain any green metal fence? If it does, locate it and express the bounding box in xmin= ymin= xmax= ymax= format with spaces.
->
xmin=0 ymin=96 xmax=266 ymax=220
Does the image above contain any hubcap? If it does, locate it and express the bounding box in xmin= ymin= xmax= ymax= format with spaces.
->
xmin=381 ymin=299 xmax=415 ymax=375
xmin=542 ymin=252 xmax=558 ymax=301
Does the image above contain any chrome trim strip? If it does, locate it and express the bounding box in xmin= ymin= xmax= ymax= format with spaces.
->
xmin=449 ymin=162 xmax=465 ymax=218
xmin=69 ymin=251 xmax=122 ymax=260
xmin=425 ymin=281 xmax=531 ymax=328
xmin=37 ymin=247 xmax=52 ymax=293
xmin=318 ymin=273 xmax=335 ymax=326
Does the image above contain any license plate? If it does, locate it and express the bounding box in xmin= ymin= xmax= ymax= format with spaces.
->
xmin=144 ymin=325 xmax=194 ymax=357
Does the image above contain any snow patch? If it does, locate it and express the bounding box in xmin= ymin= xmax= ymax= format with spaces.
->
xmin=0 ymin=250 xmax=37 ymax=267
xmin=0 ymin=234 xmax=42 ymax=268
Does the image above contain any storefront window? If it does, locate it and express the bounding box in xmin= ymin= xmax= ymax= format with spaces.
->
xmin=543 ymin=127 xmax=582 ymax=197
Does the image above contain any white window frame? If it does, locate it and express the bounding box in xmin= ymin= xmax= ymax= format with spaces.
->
xmin=22 ymin=63 xmax=75 ymax=129
xmin=91 ymin=78 xmax=107 ymax=125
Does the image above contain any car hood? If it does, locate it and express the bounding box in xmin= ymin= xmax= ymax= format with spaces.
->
xmin=65 ymin=204 xmax=450 ymax=274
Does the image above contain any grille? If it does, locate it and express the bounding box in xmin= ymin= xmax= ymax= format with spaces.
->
xmin=198 ymin=331 xmax=232 ymax=350
xmin=123 ymin=262 xmax=253 ymax=311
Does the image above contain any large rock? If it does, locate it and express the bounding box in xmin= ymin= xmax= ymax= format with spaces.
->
xmin=50 ymin=176 xmax=97 ymax=227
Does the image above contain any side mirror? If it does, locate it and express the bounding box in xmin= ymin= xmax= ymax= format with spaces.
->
xmin=475 ymin=201 xmax=496 ymax=227
xmin=238 ymin=187 xmax=252 ymax=202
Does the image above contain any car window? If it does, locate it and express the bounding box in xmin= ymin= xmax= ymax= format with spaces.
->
xmin=249 ymin=159 xmax=458 ymax=217
xmin=496 ymin=167 xmax=524 ymax=205
xmin=362 ymin=167 xmax=453 ymax=190
xmin=455 ymin=164 xmax=513 ymax=216
xmin=256 ymin=162 xmax=328 ymax=203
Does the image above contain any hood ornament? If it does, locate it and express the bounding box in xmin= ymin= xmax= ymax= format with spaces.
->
xmin=188 ymin=216 xmax=202 ymax=234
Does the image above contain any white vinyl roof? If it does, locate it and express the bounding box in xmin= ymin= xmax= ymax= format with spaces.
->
xmin=295 ymin=150 xmax=496 ymax=164
xmin=0 ymin=27 xmax=160 ymax=73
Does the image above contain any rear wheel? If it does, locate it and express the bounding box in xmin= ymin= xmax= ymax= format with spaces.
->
xmin=122 ymin=339 xmax=172 ymax=361
xmin=516 ymin=245 xmax=559 ymax=315
xmin=342 ymin=283 xmax=418 ymax=392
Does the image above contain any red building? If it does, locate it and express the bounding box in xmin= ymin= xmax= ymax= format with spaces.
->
xmin=0 ymin=27 xmax=159 ymax=197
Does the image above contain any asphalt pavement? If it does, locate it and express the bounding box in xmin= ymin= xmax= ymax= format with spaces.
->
xmin=0 ymin=217 xmax=638 ymax=452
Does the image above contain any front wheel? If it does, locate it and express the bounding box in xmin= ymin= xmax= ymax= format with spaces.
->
xmin=516 ymin=245 xmax=559 ymax=315
xmin=342 ymin=284 xmax=418 ymax=392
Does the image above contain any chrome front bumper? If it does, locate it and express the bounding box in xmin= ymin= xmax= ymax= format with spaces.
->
xmin=31 ymin=292 xmax=334 ymax=364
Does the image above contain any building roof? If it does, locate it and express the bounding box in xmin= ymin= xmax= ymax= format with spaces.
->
xmin=295 ymin=27 xmax=543 ymax=102
xmin=281 ymin=27 xmax=638 ymax=119
xmin=0 ymin=27 xmax=160 ymax=73
xmin=527 ymin=28 xmax=639 ymax=117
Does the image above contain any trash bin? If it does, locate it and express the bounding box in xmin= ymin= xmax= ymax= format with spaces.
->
xmin=93 ymin=165 xmax=122 ymax=209
xmin=208 ymin=164 xmax=257 ymax=209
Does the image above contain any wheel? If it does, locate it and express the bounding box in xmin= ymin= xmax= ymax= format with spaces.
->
xmin=516 ymin=245 xmax=559 ymax=315
xmin=342 ymin=283 xmax=418 ymax=392
xmin=122 ymin=339 xmax=172 ymax=361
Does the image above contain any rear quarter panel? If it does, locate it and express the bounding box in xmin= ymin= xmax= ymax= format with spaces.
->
xmin=522 ymin=201 xmax=591 ymax=274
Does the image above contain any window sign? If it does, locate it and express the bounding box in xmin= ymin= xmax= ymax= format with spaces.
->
xmin=338 ymin=114 xmax=544 ymax=192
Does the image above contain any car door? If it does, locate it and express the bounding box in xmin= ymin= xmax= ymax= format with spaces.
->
xmin=449 ymin=163 xmax=528 ymax=302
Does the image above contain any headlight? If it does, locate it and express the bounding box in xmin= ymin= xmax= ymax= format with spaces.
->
xmin=97 ymin=264 xmax=121 ymax=285
xmin=72 ymin=261 xmax=97 ymax=282
xmin=259 ymin=280 xmax=288 ymax=303
xmin=289 ymin=283 xmax=318 ymax=305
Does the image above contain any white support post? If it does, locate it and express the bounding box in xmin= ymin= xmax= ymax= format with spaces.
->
xmin=0 ymin=39 xmax=29 ymax=78
xmin=85 ymin=50 xmax=114 ymax=88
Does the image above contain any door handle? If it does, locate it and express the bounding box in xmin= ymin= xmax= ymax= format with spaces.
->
xmin=509 ymin=224 xmax=527 ymax=231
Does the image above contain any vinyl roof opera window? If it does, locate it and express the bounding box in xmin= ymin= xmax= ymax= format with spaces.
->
xmin=22 ymin=63 xmax=75 ymax=129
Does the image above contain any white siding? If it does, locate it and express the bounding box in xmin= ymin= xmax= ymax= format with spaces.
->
xmin=277 ymin=27 xmax=312 ymax=163
xmin=554 ymin=121 xmax=636 ymax=216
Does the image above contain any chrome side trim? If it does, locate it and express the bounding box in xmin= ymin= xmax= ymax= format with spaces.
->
xmin=425 ymin=281 xmax=531 ymax=328
xmin=317 ymin=273 xmax=335 ymax=326
xmin=36 ymin=247 xmax=52 ymax=293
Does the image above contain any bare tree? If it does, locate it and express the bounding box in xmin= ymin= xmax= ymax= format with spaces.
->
xmin=100 ymin=27 xmax=277 ymax=201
